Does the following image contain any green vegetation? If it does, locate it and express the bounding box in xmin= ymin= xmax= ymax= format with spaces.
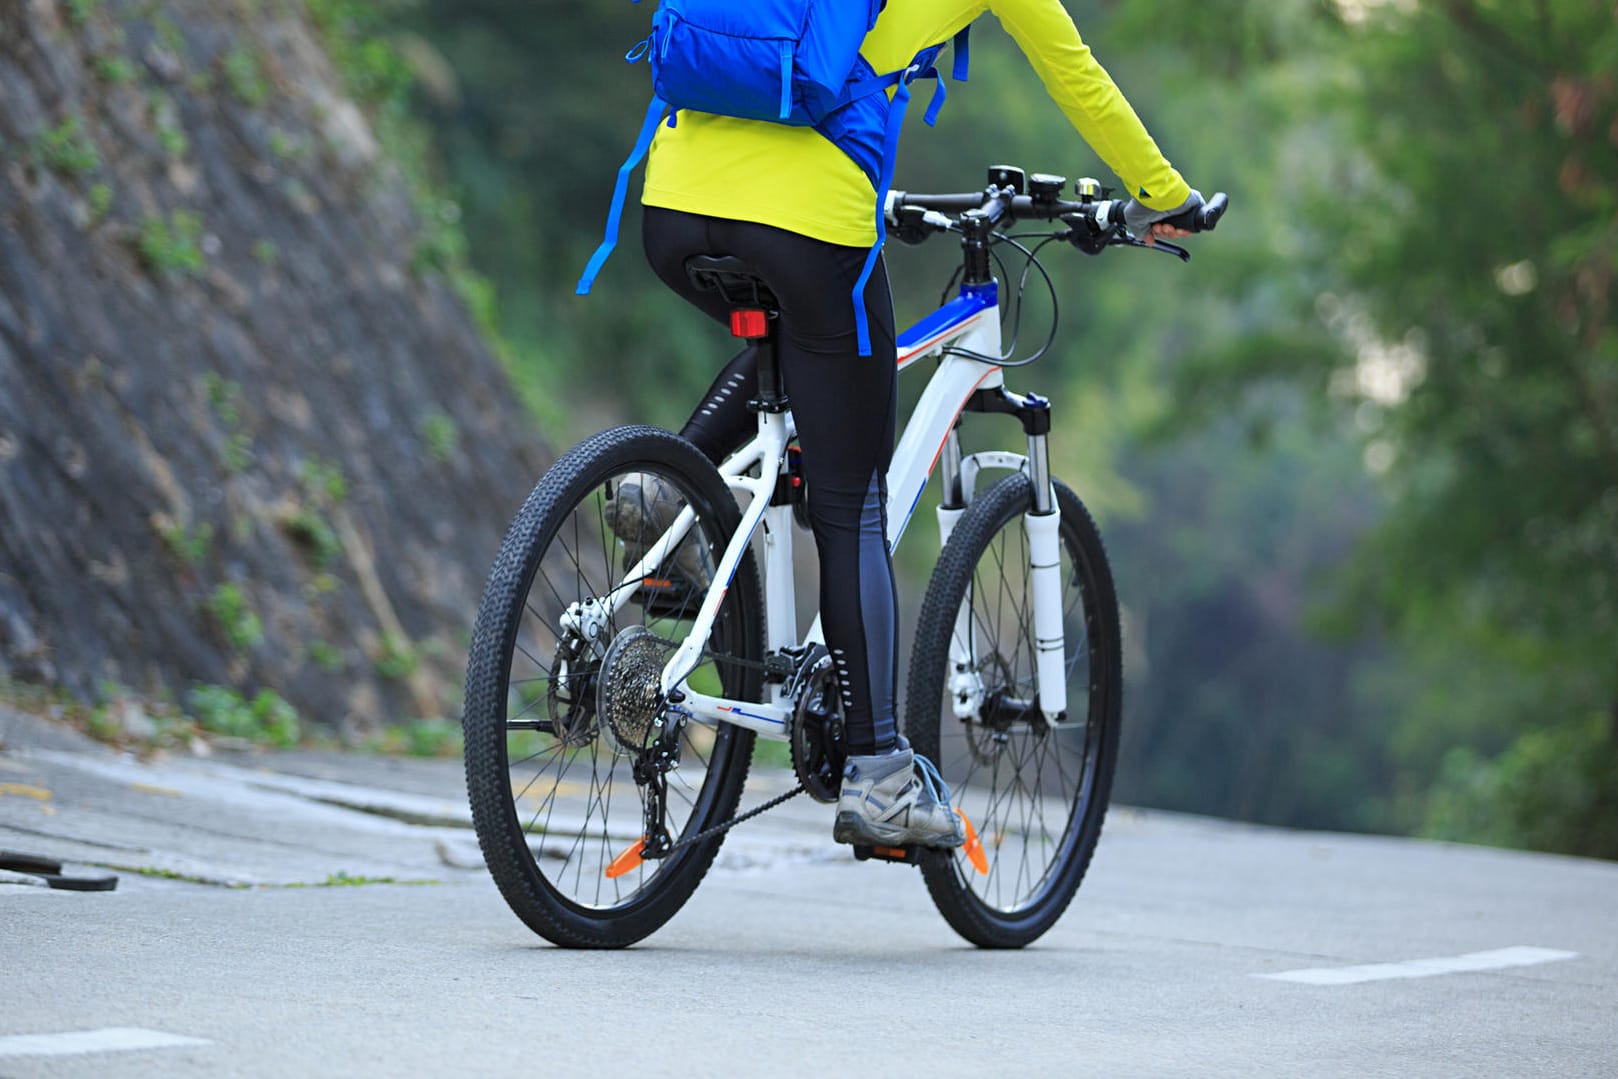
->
xmin=306 ymin=640 xmax=345 ymax=672
xmin=156 ymin=518 xmax=213 ymax=567
xmin=372 ymin=631 xmax=418 ymax=680
xmin=151 ymin=13 xmax=185 ymax=56
xmin=94 ymin=54 xmax=136 ymax=84
xmin=365 ymin=717 xmax=461 ymax=758
xmin=221 ymin=45 xmax=269 ymax=107
xmin=203 ymin=372 xmax=242 ymax=426
xmin=267 ymin=129 xmax=307 ymax=163
xmin=252 ymin=238 xmax=279 ymax=265
xmin=418 ymin=410 xmax=458 ymax=463
xmin=298 ymin=455 xmax=348 ymax=503
xmin=202 ymin=375 xmax=255 ymax=472
xmin=751 ymin=739 xmax=793 ymax=771
xmin=136 ymin=210 xmax=205 ymax=275
xmin=281 ymin=506 xmax=341 ymax=568
xmin=221 ymin=432 xmax=254 ymax=473
xmin=33 ymin=115 xmax=100 ymax=176
xmin=204 ymin=582 xmax=264 ymax=651
xmin=151 ymin=94 xmax=189 ymax=158
xmin=117 ymin=865 xmax=242 ymax=887
xmin=280 ymin=455 xmax=347 ymax=567
xmin=65 ymin=0 xmax=99 ymax=27
xmin=87 ymin=181 xmax=113 ymax=223
xmin=290 ymin=871 xmax=436 ymax=887
xmin=303 ymin=571 xmax=340 ymax=599
xmin=187 ymin=684 xmax=301 ymax=747
xmin=305 ymin=0 xmax=567 ymax=430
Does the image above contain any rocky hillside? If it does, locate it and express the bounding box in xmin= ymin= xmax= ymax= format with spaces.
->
xmin=0 ymin=0 xmax=548 ymax=734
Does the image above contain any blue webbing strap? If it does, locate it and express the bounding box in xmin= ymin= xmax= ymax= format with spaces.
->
xmin=576 ymin=94 xmax=668 ymax=296
xmin=836 ymin=67 xmax=905 ymax=110
xmin=779 ymin=42 xmax=794 ymax=120
xmin=851 ymin=76 xmax=914 ymax=356
xmin=924 ymin=76 xmax=947 ymax=127
xmin=953 ymin=26 xmax=971 ymax=82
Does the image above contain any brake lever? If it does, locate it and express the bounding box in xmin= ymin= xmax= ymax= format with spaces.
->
xmin=1121 ymin=234 xmax=1192 ymax=262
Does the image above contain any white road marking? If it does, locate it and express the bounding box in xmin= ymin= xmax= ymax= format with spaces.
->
xmin=0 ymin=1027 xmax=211 ymax=1058
xmin=1257 ymin=946 xmax=1578 ymax=986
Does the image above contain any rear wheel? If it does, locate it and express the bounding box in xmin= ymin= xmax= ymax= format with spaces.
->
xmin=462 ymin=425 xmax=764 ymax=948
xmin=906 ymin=474 xmax=1121 ymax=948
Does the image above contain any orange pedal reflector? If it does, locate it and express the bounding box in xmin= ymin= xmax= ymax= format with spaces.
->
xmin=605 ymin=836 xmax=646 ymax=879
xmin=956 ymin=809 xmax=989 ymax=876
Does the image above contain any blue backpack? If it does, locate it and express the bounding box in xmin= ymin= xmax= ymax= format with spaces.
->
xmin=576 ymin=0 xmax=970 ymax=355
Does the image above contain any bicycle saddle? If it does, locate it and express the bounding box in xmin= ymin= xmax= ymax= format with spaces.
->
xmin=684 ymin=256 xmax=779 ymax=312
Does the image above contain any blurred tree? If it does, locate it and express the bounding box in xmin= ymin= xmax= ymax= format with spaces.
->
xmin=1113 ymin=0 xmax=1618 ymax=855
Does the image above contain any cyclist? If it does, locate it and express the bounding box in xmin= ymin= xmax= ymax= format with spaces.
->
xmin=622 ymin=0 xmax=1203 ymax=850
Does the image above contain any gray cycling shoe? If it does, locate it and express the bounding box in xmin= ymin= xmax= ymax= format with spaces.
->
xmin=833 ymin=744 xmax=966 ymax=849
xmin=604 ymin=472 xmax=713 ymax=590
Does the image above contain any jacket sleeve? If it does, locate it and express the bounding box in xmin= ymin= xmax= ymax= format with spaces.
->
xmin=989 ymin=0 xmax=1190 ymax=210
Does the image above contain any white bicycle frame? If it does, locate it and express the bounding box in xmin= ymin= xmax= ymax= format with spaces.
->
xmin=601 ymin=279 xmax=1070 ymax=740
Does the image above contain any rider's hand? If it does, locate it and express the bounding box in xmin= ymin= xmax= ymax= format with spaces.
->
xmin=1123 ymin=189 xmax=1203 ymax=245
xmin=1145 ymin=222 xmax=1192 ymax=246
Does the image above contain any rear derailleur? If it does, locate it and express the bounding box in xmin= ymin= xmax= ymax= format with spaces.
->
xmin=631 ymin=691 xmax=688 ymax=860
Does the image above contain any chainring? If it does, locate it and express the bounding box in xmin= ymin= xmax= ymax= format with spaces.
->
xmin=596 ymin=626 xmax=676 ymax=752
xmin=788 ymin=651 xmax=845 ymax=803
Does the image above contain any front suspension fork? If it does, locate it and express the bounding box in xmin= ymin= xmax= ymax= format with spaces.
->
xmin=943 ymin=390 xmax=1069 ymax=724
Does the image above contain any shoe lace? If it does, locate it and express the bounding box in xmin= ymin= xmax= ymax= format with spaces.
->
xmin=913 ymin=753 xmax=953 ymax=809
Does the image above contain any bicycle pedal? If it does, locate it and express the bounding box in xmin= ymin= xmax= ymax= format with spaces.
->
xmin=852 ymin=844 xmax=922 ymax=867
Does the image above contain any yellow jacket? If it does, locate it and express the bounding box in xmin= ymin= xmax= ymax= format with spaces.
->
xmin=642 ymin=0 xmax=1190 ymax=247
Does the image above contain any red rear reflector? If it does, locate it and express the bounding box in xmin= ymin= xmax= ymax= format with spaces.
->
xmin=730 ymin=308 xmax=769 ymax=339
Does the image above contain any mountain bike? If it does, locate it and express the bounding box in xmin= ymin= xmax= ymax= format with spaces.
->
xmin=462 ymin=166 xmax=1228 ymax=949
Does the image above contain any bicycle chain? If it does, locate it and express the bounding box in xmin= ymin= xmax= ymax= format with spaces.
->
xmin=665 ymin=781 xmax=806 ymax=854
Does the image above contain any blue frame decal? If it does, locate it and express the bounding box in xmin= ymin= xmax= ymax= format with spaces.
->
xmin=896 ymin=281 xmax=998 ymax=352
xmin=717 ymin=704 xmax=784 ymax=726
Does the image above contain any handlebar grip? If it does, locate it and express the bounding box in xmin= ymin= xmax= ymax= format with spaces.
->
xmin=1165 ymin=192 xmax=1229 ymax=234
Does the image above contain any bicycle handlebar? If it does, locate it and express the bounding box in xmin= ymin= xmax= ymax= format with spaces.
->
xmin=886 ymin=173 xmax=1229 ymax=261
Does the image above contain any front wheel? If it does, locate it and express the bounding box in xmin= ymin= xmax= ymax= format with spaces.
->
xmin=906 ymin=474 xmax=1122 ymax=949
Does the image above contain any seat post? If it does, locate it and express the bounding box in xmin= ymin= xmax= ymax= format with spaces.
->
xmin=744 ymin=318 xmax=788 ymax=414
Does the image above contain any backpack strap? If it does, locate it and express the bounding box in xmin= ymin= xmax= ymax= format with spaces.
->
xmin=850 ymin=26 xmax=971 ymax=355
xmin=952 ymin=26 xmax=971 ymax=82
xmin=851 ymin=72 xmax=918 ymax=356
xmin=577 ymin=94 xmax=669 ymax=296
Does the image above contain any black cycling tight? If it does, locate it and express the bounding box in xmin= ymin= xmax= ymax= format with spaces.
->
xmin=641 ymin=206 xmax=899 ymax=756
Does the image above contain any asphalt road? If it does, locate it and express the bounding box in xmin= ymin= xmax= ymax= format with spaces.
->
xmin=2 ymin=710 xmax=1614 ymax=1077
